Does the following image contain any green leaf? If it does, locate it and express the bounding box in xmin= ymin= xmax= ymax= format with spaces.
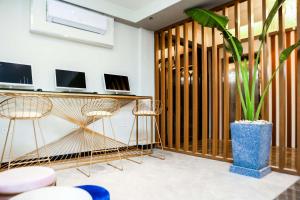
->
xmin=259 ymin=0 xmax=286 ymax=41
xmin=223 ymin=31 xmax=243 ymax=60
xmin=185 ymin=8 xmax=229 ymax=30
xmin=280 ymin=39 xmax=300 ymax=64
xmin=255 ymin=39 xmax=300 ymax=120
xmin=185 ymin=8 xmax=243 ymax=59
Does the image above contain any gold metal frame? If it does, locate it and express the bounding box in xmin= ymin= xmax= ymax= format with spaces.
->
xmin=0 ymin=91 xmax=152 ymax=171
xmin=77 ymin=98 xmax=123 ymax=177
xmin=0 ymin=96 xmax=52 ymax=169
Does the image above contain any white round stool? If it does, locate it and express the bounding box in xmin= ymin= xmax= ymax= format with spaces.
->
xmin=11 ymin=187 xmax=92 ymax=200
xmin=0 ymin=166 xmax=56 ymax=196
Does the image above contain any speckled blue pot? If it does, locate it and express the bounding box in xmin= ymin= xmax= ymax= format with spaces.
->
xmin=230 ymin=122 xmax=272 ymax=178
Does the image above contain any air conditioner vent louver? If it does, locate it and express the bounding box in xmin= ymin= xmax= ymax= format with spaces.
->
xmin=46 ymin=0 xmax=108 ymax=35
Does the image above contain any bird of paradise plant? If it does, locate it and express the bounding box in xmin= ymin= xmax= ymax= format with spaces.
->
xmin=186 ymin=0 xmax=300 ymax=121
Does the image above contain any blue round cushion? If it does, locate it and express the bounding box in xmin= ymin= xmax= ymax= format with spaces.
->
xmin=77 ymin=185 xmax=110 ymax=200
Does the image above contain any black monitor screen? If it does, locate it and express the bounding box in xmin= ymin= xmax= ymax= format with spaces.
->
xmin=55 ymin=69 xmax=86 ymax=89
xmin=104 ymin=74 xmax=130 ymax=91
xmin=0 ymin=62 xmax=33 ymax=85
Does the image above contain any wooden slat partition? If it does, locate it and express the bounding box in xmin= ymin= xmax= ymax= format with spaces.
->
xmin=297 ymin=0 xmax=300 ymax=175
xmin=167 ymin=29 xmax=173 ymax=149
xmin=235 ymin=1 xmax=241 ymax=120
xmin=212 ymin=27 xmax=219 ymax=157
xmin=223 ymin=8 xmax=230 ymax=159
xmin=160 ymin=31 xmax=166 ymax=147
xmin=278 ymin=7 xmax=286 ymax=170
xmin=154 ymin=0 xmax=300 ymax=175
xmin=202 ymin=26 xmax=208 ymax=155
xmin=175 ymin=26 xmax=181 ymax=151
xmin=183 ymin=22 xmax=189 ymax=152
xmin=192 ymin=21 xmax=198 ymax=153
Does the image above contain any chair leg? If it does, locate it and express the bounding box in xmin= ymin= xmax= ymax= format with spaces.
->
xmin=36 ymin=120 xmax=51 ymax=165
xmin=148 ymin=117 xmax=165 ymax=160
xmin=102 ymin=118 xmax=107 ymax=162
xmin=32 ymin=120 xmax=41 ymax=165
xmin=126 ymin=116 xmax=136 ymax=151
xmin=126 ymin=116 xmax=143 ymax=164
xmin=8 ymin=120 xmax=16 ymax=169
xmin=108 ymin=117 xmax=123 ymax=171
xmin=145 ymin=116 xmax=149 ymax=154
xmin=0 ymin=119 xmax=12 ymax=169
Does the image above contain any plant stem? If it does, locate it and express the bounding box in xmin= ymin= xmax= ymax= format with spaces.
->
xmin=226 ymin=31 xmax=247 ymax=118
xmin=250 ymin=42 xmax=264 ymax=118
xmin=254 ymin=63 xmax=283 ymax=120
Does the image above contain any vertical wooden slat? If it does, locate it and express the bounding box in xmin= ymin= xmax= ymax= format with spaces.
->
xmin=167 ymin=29 xmax=173 ymax=149
xmin=175 ymin=26 xmax=181 ymax=151
xmin=218 ymin=47 xmax=223 ymax=154
xmin=154 ymin=32 xmax=160 ymax=142
xmin=202 ymin=26 xmax=208 ymax=155
xmin=223 ymin=8 xmax=230 ymax=159
xmin=296 ymin=0 xmax=300 ymax=175
xmin=271 ymin=35 xmax=277 ymax=147
xmin=286 ymin=31 xmax=292 ymax=148
xmin=262 ymin=0 xmax=269 ymax=120
xmin=192 ymin=21 xmax=198 ymax=153
xmin=234 ymin=1 xmax=241 ymax=121
xmin=183 ymin=22 xmax=189 ymax=152
xmin=160 ymin=31 xmax=166 ymax=147
xmin=278 ymin=7 xmax=286 ymax=170
xmin=295 ymin=30 xmax=298 ymax=150
xmin=212 ymin=27 xmax=218 ymax=156
xmin=248 ymin=0 xmax=255 ymax=87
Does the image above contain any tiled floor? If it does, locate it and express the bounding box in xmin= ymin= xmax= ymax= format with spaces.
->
xmin=275 ymin=180 xmax=300 ymax=200
xmin=56 ymin=150 xmax=299 ymax=200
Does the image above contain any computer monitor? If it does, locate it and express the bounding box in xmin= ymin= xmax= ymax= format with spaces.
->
xmin=0 ymin=62 xmax=33 ymax=87
xmin=55 ymin=69 xmax=86 ymax=90
xmin=103 ymin=73 xmax=130 ymax=93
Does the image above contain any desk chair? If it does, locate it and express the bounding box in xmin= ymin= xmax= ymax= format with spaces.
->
xmin=0 ymin=96 xmax=52 ymax=169
xmin=127 ymin=99 xmax=164 ymax=164
xmin=77 ymin=98 xmax=123 ymax=177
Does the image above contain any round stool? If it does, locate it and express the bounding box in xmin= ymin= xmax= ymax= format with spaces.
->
xmin=11 ymin=186 xmax=92 ymax=200
xmin=77 ymin=185 xmax=110 ymax=200
xmin=0 ymin=166 xmax=56 ymax=199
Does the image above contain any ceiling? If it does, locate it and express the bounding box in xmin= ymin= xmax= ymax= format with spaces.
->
xmin=66 ymin=0 xmax=232 ymax=31
xmin=137 ymin=0 xmax=232 ymax=30
xmin=108 ymin=0 xmax=165 ymax=11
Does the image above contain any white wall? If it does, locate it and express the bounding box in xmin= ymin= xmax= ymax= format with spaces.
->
xmin=0 ymin=0 xmax=154 ymax=160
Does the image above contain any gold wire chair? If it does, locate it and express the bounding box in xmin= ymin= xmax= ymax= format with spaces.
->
xmin=0 ymin=95 xmax=52 ymax=169
xmin=77 ymin=98 xmax=123 ymax=177
xmin=127 ymin=99 xmax=164 ymax=164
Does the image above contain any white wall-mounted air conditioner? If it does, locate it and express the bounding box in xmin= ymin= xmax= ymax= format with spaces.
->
xmin=46 ymin=0 xmax=108 ymax=35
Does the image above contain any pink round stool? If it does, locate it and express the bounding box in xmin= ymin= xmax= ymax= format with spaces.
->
xmin=11 ymin=187 xmax=92 ymax=200
xmin=0 ymin=166 xmax=56 ymax=200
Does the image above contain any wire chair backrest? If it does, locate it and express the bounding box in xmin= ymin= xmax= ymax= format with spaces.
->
xmin=132 ymin=100 xmax=162 ymax=116
xmin=81 ymin=98 xmax=120 ymax=117
xmin=0 ymin=96 xmax=53 ymax=119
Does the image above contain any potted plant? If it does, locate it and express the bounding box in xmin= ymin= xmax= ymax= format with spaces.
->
xmin=185 ymin=0 xmax=300 ymax=178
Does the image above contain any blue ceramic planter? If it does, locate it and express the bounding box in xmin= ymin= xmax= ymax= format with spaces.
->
xmin=230 ymin=122 xmax=272 ymax=178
